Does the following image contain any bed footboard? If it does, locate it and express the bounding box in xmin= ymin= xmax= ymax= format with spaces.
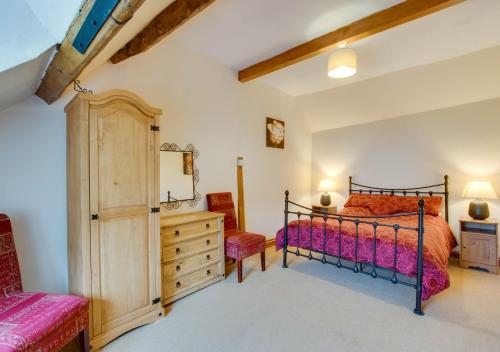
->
xmin=281 ymin=191 xmax=426 ymax=315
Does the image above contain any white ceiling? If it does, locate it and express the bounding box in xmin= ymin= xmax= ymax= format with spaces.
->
xmin=170 ymin=0 xmax=402 ymax=71
xmin=170 ymin=0 xmax=500 ymax=97
xmin=0 ymin=0 xmax=82 ymax=112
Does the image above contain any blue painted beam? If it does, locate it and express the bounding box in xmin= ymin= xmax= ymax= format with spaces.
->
xmin=73 ymin=0 xmax=120 ymax=54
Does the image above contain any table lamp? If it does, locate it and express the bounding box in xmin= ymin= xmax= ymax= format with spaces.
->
xmin=317 ymin=179 xmax=334 ymax=206
xmin=462 ymin=181 xmax=498 ymax=220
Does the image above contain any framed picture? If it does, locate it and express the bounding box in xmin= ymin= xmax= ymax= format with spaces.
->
xmin=183 ymin=152 xmax=193 ymax=175
xmin=266 ymin=117 xmax=285 ymax=149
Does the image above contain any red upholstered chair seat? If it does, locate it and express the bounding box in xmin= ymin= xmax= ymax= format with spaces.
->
xmin=225 ymin=230 xmax=266 ymax=261
xmin=0 ymin=292 xmax=88 ymax=352
xmin=0 ymin=214 xmax=89 ymax=352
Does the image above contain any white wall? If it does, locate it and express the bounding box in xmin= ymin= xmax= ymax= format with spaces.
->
xmin=312 ymin=98 xmax=500 ymax=245
xmin=0 ymin=40 xmax=311 ymax=293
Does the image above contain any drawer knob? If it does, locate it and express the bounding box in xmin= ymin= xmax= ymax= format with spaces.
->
xmin=176 ymin=248 xmax=181 ymax=254
xmin=176 ymin=265 xmax=181 ymax=272
xmin=207 ymin=270 xmax=211 ymax=276
xmin=206 ymin=239 xmax=211 ymax=245
xmin=206 ymin=223 xmax=210 ymax=229
xmin=175 ymin=230 xmax=180 ymax=236
xmin=176 ymin=282 xmax=181 ymax=288
xmin=206 ymin=254 xmax=211 ymax=260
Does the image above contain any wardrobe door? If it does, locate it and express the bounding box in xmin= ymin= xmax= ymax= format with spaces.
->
xmin=89 ymin=101 xmax=158 ymax=336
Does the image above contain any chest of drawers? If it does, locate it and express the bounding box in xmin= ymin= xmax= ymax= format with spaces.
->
xmin=160 ymin=211 xmax=225 ymax=305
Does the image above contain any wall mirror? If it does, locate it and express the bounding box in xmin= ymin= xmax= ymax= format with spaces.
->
xmin=160 ymin=143 xmax=201 ymax=209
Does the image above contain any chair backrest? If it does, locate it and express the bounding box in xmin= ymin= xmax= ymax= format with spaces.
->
xmin=206 ymin=193 xmax=237 ymax=232
xmin=0 ymin=214 xmax=22 ymax=297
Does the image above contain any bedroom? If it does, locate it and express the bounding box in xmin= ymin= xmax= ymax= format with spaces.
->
xmin=0 ymin=0 xmax=499 ymax=351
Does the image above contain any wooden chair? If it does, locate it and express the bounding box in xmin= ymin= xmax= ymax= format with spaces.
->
xmin=0 ymin=214 xmax=89 ymax=352
xmin=206 ymin=193 xmax=266 ymax=283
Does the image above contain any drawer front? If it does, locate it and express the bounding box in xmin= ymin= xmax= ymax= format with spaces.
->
xmin=163 ymin=233 xmax=218 ymax=262
xmin=162 ymin=219 xmax=219 ymax=243
xmin=462 ymin=232 xmax=497 ymax=266
xmin=163 ymin=263 xmax=219 ymax=299
xmin=163 ymin=249 xmax=219 ymax=278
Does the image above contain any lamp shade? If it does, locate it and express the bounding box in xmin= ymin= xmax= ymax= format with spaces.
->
xmin=328 ymin=48 xmax=357 ymax=78
xmin=317 ymin=179 xmax=334 ymax=192
xmin=462 ymin=181 xmax=498 ymax=199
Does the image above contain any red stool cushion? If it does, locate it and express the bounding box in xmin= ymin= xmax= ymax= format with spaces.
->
xmin=225 ymin=230 xmax=265 ymax=261
xmin=0 ymin=292 xmax=89 ymax=352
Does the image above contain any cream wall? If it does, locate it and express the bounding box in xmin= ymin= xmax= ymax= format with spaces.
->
xmin=300 ymin=45 xmax=500 ymax=132
xmin=312 ymin=98 xmax=500 ymax=246
xmin=0 ymin=40 xmax=311 ymax=293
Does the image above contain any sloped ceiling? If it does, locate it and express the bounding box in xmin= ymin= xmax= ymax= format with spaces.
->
xmin=0 ymin=0 xmax=82 ymax=111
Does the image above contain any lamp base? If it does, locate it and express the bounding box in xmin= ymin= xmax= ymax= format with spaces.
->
xmin=468 ymin=199 xmax=490 ymax=220
xmin=320 ymin=193 xmax=331 ymax=206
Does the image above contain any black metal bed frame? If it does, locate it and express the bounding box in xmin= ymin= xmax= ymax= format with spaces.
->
xmin=282 ymin=175 xmax=448 ymax=315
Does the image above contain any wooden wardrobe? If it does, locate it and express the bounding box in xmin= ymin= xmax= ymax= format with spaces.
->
xmin=65 ymin=90 xmax=162 ymax=349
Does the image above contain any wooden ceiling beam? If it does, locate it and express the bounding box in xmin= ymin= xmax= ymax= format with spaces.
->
xmin=36 ymin=0 xmax=146 ymax=104
xmin=110 ymin=0 xmax=216 ymax=64
xmin=238 ymin=0 xmax=464 ymax=83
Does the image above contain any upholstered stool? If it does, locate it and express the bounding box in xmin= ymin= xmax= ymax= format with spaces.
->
xmin=206 ymin=192 xmax=266 ymax=283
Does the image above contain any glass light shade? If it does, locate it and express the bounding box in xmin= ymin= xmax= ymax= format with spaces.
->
xmin=328 ymin=48 xmax=357 ymax=78
xmin=317 ymin=179 xmax=334 ymax=192
xmin=462 ymin=181 xmax=498 ymax=199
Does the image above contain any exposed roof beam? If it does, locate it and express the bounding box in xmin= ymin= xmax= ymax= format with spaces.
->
xmin=238 ymin=0 xmax=464 ymax=83
xmin=36 ymin=0 xmax=146 ymax=104
xmin=110 ymin=0 xmax=215 ymax=64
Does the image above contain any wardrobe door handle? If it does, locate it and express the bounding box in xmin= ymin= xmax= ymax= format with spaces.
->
xmin=176 ymin=265 xmax=181 ymax=272
xmin=207 ymin=270 xmax=211 ymax=276
xmin=206 ymin=239 xmax=211 ymax=245
xmin=206 ymin=223 xmax=210 ymax=229
xmin=176 ymin=282 xmax=181 ymax=288
xmin=206 ymin=254 xmax=211 ymax=260
xmin=176 ymin=248 xmax=181 ymax=254
xmin=175 ymin=230 xmax=180 ymax=236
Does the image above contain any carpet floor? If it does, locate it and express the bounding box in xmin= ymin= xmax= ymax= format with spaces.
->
xmin=100 ymin=248 xmax=500 ymax=352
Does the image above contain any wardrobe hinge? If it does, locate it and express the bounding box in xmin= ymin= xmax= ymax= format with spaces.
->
xmin=152 ymin=297 xmax=161 ymax=305
xmin=150 ymin=125 xmax=160 ymax=132
xmin=151 ymin=207 xmax=160 ymax=213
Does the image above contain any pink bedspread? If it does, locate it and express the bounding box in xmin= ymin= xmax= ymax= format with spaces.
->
xmin=275 ymin=207 xmax=457 ymax=300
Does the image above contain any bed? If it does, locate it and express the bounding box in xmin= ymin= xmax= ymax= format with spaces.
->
xmin=275 ymin=176 xmax=457 ymax=315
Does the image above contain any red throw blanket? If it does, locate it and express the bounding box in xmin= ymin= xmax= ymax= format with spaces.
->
xmin=275 ymin=207 xmax=457 ymax=300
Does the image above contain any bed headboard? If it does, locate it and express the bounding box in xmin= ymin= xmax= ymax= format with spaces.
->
xmin=348 ymin=175 xmax=449 ymax=223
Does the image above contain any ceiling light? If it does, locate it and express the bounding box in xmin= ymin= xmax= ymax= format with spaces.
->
xmin=328 ymin=48 xmax=357 ymax=78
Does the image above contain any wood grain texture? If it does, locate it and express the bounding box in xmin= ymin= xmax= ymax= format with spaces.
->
xmin=66 ymin=90 xmax=163 ymax=349
xmin=110 ymin=0 xmax=216 ymax=64
xmin=36 ymin=0 xmax=146 ymax=104
xmin=238 ymin=0 xmax=464 ymax=82
xmin=161 ymin=211 xmax=224 ymax=305
xmin=237 ymin=156 xmax=246 ymax=231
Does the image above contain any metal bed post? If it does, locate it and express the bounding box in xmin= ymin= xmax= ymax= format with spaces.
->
xmin=444 ymin=175 xmax=449 ymax=223
xmin=283 ymin=190 xmax=289 ymax=268
xmin=414 ymin=199 xmax=425 ymax=315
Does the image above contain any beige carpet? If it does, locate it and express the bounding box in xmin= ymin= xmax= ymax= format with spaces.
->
xmin=100 ymin=248 xmax=500 ymax=352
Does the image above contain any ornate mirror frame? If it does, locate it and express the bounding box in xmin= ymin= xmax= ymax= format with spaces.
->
xmin=160 ymin=143 xmax=201 ymax=210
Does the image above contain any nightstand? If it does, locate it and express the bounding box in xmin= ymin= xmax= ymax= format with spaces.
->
xmin=312 ymin=205 xmax=337 ymax=215
xmin=459 ymin=217 xmax=498 ymax=274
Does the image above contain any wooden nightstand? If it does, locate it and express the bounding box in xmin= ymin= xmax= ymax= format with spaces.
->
xmin=312 ymin=205 xmax=337 ymax=215
xmin=459 ymin=217 xmax=498 ymax=274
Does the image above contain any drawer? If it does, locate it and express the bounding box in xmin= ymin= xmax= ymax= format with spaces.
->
xmin=163 ymin=249 xmax=219 ymax=279
xmin=461 ymin=232 xmax=497 ymax=266
xmin=163 ymin=233 xmax=218 ymax=263
xmin=162 ymin=219 xmax=219 ymax=244
xmin=163 ymin=263 xmax=219 ymax=299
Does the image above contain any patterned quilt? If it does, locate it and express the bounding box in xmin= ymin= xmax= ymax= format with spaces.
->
xmin=275 ymin=206 xmax=457 ymax=300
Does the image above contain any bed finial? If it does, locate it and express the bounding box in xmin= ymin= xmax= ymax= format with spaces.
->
xmin=285 ymin=190 xmax=289 ymax=198
xmin=349 ymin=176 xmax=352 ymax=194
